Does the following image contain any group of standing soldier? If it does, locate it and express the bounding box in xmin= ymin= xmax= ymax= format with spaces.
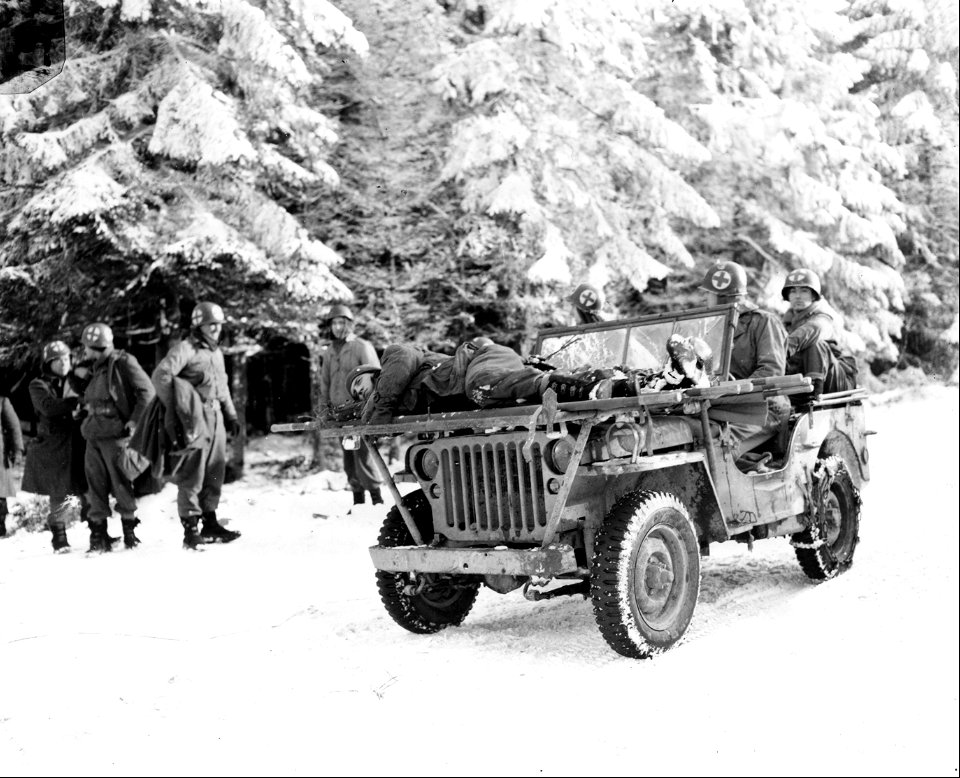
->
xmin=0 ymin=301 xmax=242 ymax=553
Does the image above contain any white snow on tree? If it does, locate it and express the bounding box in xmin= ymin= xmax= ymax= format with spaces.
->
xmin=1 ymin=0 xmax=366 ymax=348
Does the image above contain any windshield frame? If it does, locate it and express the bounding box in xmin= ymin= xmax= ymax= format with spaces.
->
xmin=532 ymin=303 xmax=739 ymax=379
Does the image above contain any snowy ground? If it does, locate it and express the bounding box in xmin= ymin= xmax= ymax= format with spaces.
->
xmin=1 ymin=386 xmax=957 ymax=777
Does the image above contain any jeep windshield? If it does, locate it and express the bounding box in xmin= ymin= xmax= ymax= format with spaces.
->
xmin=533 ymin=304 xmax=736 ymax=380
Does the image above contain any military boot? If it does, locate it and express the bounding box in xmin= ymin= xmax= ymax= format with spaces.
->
xmin=87 ymin=522 xmax=112 ymax=553
xmin=50 ymin=524 xmax=71 ymax=553
xmin=370 ymin=488 xmax=384 ymax=506
xmin=545 ymin=372 xmax=615 ymax=402
xmin=122 ymin=518 xmax=141 ymax=549
xmin=182 ymin=516 xmax=214 ymax=550
xmin=200 ymin=511 xmax=240 ymax=543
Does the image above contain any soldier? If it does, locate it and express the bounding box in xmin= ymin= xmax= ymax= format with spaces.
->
xmin=0 ymin=392 xmax=24 ymax=539
xmin=781 ymin=269 xmax=858 ymax=397
xmin=20 ymin=341 xmax=89 ymax=551
xmin=698 ymin=261 xmax=789 ymax=458
xmin=318 ymin=304 xmax=383 ymax=510
xmin=79 ymin=322 xmax=155 ymax=552
xmin=153 ymin=301 xmax=241 ymax=549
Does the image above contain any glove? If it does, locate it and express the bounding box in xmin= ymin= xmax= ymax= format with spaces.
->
xmin=225 ymin=416 xmax=240 ymax=436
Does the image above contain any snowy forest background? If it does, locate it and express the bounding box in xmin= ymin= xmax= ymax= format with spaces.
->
xmin=1 ymin=0 xmax=958 ymax=395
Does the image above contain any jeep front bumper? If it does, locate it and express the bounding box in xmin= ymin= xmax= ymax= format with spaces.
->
xmin=369 ymin=543 xmax=579 ymax=577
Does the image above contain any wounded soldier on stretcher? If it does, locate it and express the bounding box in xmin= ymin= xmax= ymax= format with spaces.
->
xmin=335 ymin=334 xmax=714 ymax=426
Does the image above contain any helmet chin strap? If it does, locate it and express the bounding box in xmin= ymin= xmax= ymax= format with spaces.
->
xmin=196 ymin=328 xmax=220 ymax=349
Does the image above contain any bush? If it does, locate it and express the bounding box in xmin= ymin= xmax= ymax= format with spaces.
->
xmin=6 ymin=494 xmax=83 ymax=534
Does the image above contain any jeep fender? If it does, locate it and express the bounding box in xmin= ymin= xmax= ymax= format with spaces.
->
xmin=819 ymin=429 xmax=868 ymax=488
xmin=610 ymin=461 xmax=727 ymax=545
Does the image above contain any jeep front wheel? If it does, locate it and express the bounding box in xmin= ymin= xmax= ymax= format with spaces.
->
xmin=792 ymin=456 xmax=861 ymax=580
xmin=375 ymin=490 xmax=480 ymax=634
xmin=590 ymin=491 xmax=701 ymax=659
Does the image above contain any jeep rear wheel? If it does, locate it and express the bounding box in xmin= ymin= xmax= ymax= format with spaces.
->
xmin=590 ymin=491 xmax=700 ymax=659
xmin=375 ymin=490 xmax=480 ymax=634
xmin=793 ymin=456 xmax=861 ymax=580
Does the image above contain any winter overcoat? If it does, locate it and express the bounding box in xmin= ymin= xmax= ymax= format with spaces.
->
xmin=0 ymin=395 xmax=24 ymax=497
xmin=21 ymin=374 xmax=86 ymax=499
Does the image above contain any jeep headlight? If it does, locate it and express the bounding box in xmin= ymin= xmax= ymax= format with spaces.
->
xmin=412 ymin=448 xmax=440 ymax=481
xmin=545 ymin=436 xmax=576 ymax=473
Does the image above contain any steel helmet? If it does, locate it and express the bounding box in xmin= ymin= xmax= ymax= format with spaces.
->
xmin=191 ymin=301 xmax=226 ymax=328
xmin=782 ymin=268 xmax=822 ymax=300
xmin=325 ymin=304 xmax=354 ymax=323
xmin=42 ymin=340 xmax=71 ymax=364
xmin=699 ymin=261 xmax=748 ymax=297
xmin=346 ymin=364 xmax=381 ymax=401
xmin=467 ymin=336 xmax=494 ymax=350
xmin=81 ymin=322 xmax=114 ymax=349
xmin=566 ymin=283 xmax=604 ymax=314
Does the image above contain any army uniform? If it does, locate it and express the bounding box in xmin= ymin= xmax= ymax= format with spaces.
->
xmin=153 ymin=331 xmax=239 ymax=541
xmin=318 ymin=305 xmax=382 ymax=507
xmin=21 ymin=353 xmax=89 ymax=551
xmin=0 ymin=395 xmax=23 ymax=539
xmin=80 ymin=344 xmax=155 ymax=550
xmin=783 ymin=300 xmax=857 ymax=394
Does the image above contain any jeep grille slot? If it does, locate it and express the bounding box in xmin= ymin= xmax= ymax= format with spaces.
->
xmin=439 ymin=440 xmax=546 ymax=537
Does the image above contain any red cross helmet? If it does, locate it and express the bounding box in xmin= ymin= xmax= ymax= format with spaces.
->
xmin=699 ymin=261 xmax=748 ymax=296
xmin=42 ymin=340 xmax=71 ymax=364
xmin=191 ymin=301 xmax=226 ymax=328
xmin=566 ymin=283 xmax=604 ymax=313
xmin=81 ymin=322 xmax=114 ymax=349
xmin=781 ymin=268 xmax=822 ymax=300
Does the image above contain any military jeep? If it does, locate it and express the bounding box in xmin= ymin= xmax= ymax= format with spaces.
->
xmin=277 ymin=304 xmax=871 ymax=659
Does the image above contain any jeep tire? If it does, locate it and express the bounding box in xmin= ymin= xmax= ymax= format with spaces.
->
xmin=375 ymin=490 xmax=480 ymax=634
xmin=793 ymin=456 xmax=861 ymax=580
xmin=590 ymin=491 xmax=701 ymax=659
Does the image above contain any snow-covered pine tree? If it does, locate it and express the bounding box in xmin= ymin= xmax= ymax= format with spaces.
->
xmin=648 ymin=0 xmax=956 ymax=369
xmin=0 ymin=0 xmax=367 ymax=365
xmin=840 ymin=0 xmax=959 ymax=375
xmin=430 ymin=0 xmax=720 ymax=346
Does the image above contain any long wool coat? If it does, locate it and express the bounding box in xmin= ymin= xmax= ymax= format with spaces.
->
xmin=21 ymin=375 xmax=86 ymax=500
xmin=0 ymin=395 xmax=24 ymax=498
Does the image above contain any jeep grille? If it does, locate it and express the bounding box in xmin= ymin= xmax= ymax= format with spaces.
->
xmin=437 ymin=439 xmax=547 ymax=539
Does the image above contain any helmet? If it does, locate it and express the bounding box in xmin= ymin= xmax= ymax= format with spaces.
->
xmin=346 ymin=364 xmax=381 ymax=401
xmin=325 ymin=304 xmax=354 ymax=323
xmin=566 ymin=283 xmax=604 ymax=314
xmin=191 ymin=301 xmax=226 ymax=328
xmin=81 ymin=322 xmax=114 ymax=349
xmin=699 ymin=261 xmax=748 ymax=297
xmin=782 ymin=268 xmax=822 ymax=300
xmin=42 ymin=340 xmax=71 ymax=364
xmin=467 ymin=336 xmax=494 ymax=350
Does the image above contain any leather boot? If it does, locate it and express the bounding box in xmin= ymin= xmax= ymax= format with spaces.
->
xmin=200 ymin=511 xmax=240 ymax=543
xmin=352 ymin=490 xmax=365 ymax=505
xmin=88 ymin=522 xmax=112 ymax=553
xmin=122 ymin=518 xmax=141 ymax=549
xmin=546 ymin=373 xmax=614 ymax=402
xmin=370 ymin=488 xmax=383 ymax=505
xmin=182 ymin=516 xmax=214 ymax=550
xmin=50 ymin=524 xmax=70 ymax=553
xmin=0 ymin=500 xmax=7 ymax=537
